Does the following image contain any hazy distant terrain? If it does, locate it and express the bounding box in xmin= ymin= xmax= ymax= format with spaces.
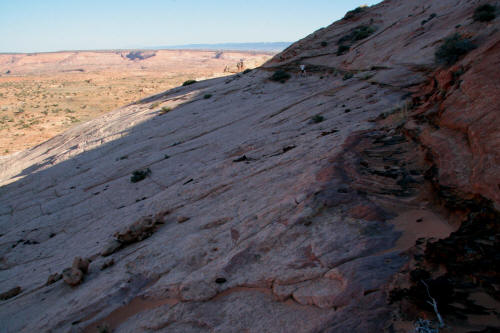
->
xmin=148 ymin=42 xmax=292 ymax=52
xmin=0 ymin=49 xmax=274 ymax=155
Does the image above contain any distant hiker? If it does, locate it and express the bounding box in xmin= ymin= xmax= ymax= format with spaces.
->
xmin=300 ymin=64 xmax=306 ymax=76
xmin=237 ymin=59 xmax=244 ymax=72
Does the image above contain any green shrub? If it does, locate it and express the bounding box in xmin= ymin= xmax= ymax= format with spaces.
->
xmin=435 ymin=34 xmax=475 ymax=65
xmin=352 ymin=25 xmax=375 ymax=41
xmin=344 ymin=6 xmax=365 ymax=20
xmin=130 ymin=168 xmax=151 ymax=183
xmin=337 ymin=34 xmax=352 ymax=46
xmin=421 ymin=13 xmax=437 ymax=25
xmin=98 ymin=324 xmax=110 ymax=333
xmin=149 ymin=102 xmax=160 ymax=109
xmin=270 ymin=70 xmax=291 ymax=83
xmin=204 ymin=94 xmax=212 ymax=99
xmin=343 ymin=72 xmax=354 ymax=80
xmin=337 ymin=44 xmax=350 ymax=56
xmin=158 ymin=106 xmax=171 ymax=115
xmin=321 ymin=41 xmax=328 ymax=47
xmin=337 ymin=25 xmax=375 ymax=54
xmin=473 ymin=4 xmax=496 ymax=22
xmin=182 ymin=79 xmax=197 ymax=86
xmin=311 ymin=115 xmax=325 ymax=123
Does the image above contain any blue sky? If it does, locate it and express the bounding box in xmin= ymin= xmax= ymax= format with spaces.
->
xmin=0 ymin=0 xmax=382 ymax=53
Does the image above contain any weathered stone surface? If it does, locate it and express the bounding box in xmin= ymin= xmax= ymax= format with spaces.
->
xmin=46 ymin=273 xmax=62 ymax=285
xmin=100 ymin=258 xmax=115 ymax=270
xmin=73 ymin=256 xmax=90 ymax=274
xmin=0 ymin=1 xmax=498 ymax=332
xmin=114 ymin=216 xmax=157 ymax=244
xmin=61 ymin=256 xmax=90 ymax=286
xmin=101 ymin=239 xmax=122 ymax=257
xmin=176 ymin=216 xmax=190 ymax=223
xmin=62 ymin=267 xmax=84 ymax=287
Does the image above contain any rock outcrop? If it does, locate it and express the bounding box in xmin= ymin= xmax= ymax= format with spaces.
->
xmin=0 ymin=0 xmax=498 ymax=332
xmin=62 ymin=257 xmax=90 ymax=287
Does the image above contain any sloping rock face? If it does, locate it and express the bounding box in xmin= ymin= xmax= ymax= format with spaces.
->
xmin=0 ymin=0 xmax=499 ymax=332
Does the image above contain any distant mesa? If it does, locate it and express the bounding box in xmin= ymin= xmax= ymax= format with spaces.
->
xmin=123 ymin=50 xmax=156 ymax=61
xmin=147 ymin=42 xmax=292 ymax=52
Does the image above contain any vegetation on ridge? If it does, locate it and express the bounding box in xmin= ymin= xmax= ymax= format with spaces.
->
xmin=344 ymin=6 xmax=366 ymax=20
xmin=435 ymin=34 xmax=475 ymax=65
xmin=182 ymin=79 xmax=197 ymax=86
xmin=269 ymin=70 xmax=291 ymax=83
xmin=337 ymin=25 xmax=376 ymax=56
xmin=473 ymin=4 xmax=496 ymax=22
xmin=130 ymin=168 xmax=151 ymax=183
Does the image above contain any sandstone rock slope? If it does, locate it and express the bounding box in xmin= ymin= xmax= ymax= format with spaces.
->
xmin=0 ymin=0 xmax=499 ymax=332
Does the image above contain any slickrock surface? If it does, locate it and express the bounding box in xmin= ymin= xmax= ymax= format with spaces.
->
xmin=0 ymin=0 xmax=499 ymax=332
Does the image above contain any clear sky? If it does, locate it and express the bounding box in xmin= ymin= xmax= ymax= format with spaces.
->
xmin=0 ymin=0 xmax=382 ymax=53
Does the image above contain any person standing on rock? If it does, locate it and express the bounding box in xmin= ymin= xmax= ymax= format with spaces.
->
xmin=300 ymin=64 xmax=306 ymax=76
xmin=237 ymin=59 xmax=244 ymax=72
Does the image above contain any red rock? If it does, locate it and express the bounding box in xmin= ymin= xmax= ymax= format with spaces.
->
xmin=46 ymin=273 xmax=62 ymax=285
xmin=62 ymin=267 xmax=83 ymax=287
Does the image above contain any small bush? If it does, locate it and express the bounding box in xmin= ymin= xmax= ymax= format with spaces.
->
xmin=182 ymin=79 xmax=197 ymax=86
xmin=343 ymin=72 xmax=354 ymax=80
xmin=421 ymin=13 xmax=437 ymax=25
xmin=311 ymin=115 xmax=325 ymax=123
xmin=352 ymin=25 xmax=375 ymax=41
xmin=98 ymin=324 xmax=110 ymax=333
xmin=344 ymin=6 xmax=365 ymax=20
xmin=243 ymin=69 xmax=252 ymax=74
xmin=337 ymin=34 xmax=352 ymax=45
xmin=337 ymin=25 xmax=375 ymax=55
xmin=149 ymin=102 xmax=160 ymax=109
xmin=337 ymin=44 xmax=350 ymax=56
xmin=204 ymin=94 xmax=212 ymax=99
xmin=270 ymin=70 xmax=291 ymax=83
xmin=435 ymin=34 xmax=475 ymax=65
xmin=473 ymin=4 xmax=496 ymax=22
xmin=158 ymin=106 xmax=171 ymax=115
xmin=321 ymin=41 xmax=328 ymax=47
xmin=130 ymin=168 xmax=151 ymax=183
